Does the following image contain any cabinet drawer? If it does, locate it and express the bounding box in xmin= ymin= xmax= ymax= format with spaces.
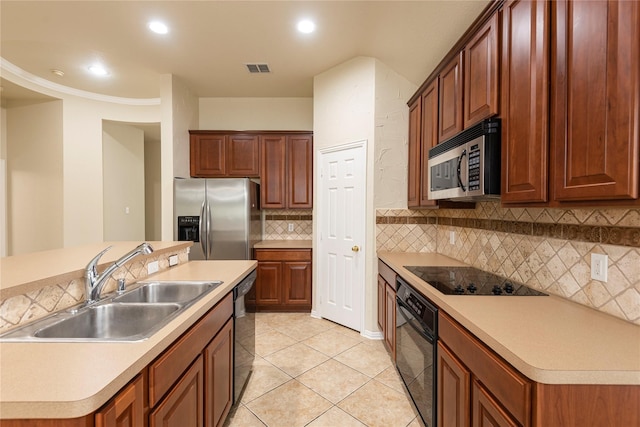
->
xmin=255 ymin=249 xmax=311 ymax=262
xmin=377 ymin=260 xmax=396 ymax=288
xmin=149 ymin=293 xmax=233 ymax=407
xmin=439 ymin=312 xmax=532 ymax=425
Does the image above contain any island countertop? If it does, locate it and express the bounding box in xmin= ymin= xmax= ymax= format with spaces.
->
xmin=0 ymin=260 xmax=257 ymax=420
xmin=378 ymin=251 xmax=640 ymax=386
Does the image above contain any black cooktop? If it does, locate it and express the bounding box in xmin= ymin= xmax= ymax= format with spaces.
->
xmin=404 ymin=266 xmax=547 ymax=296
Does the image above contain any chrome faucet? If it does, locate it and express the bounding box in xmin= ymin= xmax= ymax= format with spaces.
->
xmin=84 ymin=243 xmax=154 ymax=304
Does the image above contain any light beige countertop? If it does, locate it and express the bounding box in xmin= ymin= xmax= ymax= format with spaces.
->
xmin=254 ymin=240 xmax=312 ymax=249
xmin=0 ymin=260 xmax=257 ymax=420
xmin=0 ymin=241 xmax=191 ymax=299
xmin=378 ymin=251 xmax=640 ymax=386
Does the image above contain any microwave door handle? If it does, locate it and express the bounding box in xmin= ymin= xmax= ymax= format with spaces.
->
xmin=457 ymin=149 xmax=467 ymax=192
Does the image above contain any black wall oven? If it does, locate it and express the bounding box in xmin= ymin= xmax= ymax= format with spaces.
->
xmin=395 ymin=276 xmax=438 ymax=427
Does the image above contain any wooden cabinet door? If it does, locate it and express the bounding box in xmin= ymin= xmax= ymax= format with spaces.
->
xmin=439 ymin=52 xmax=464 ymax=143
xmin=287 ymin=135 xmax=313 ymax=208
xmin=150 ymin=356 xmax=204 ymax=427
xmin=95 ymin=375 xmax=145 ymax=427
xmin=472 ymin=380 xmax=518 ymax=427
xmin=464 ymin=12 xmax=499 ymax=128
xmin=551 ymin=0 xmax=640 ymax=201
xmin=501 ymin=0 xmax=550 ymax=204
xmin=408 ymin=96 xmax=422 ymax=208
xmin=255 ymin=261 xmax=283 ymax=305
xmin=384 ymin=283 xmax=396 ymax=361
xmin=191 ymin=134 xmax=226 ymax=177
xmin=421 ymin=81 xmax=440 ymax=207
xmin=204 ymin=319 xmax=233 ymax=427
xmin=377 ymin=275 xmax=386 ymax=333
xmin=283 ymin=261 xmax=312 ymax=306
xmin=438 ymin=342 xmax=471 ymax=427
xmin=261 ymin=135 xmax=287 ymax=208
xmin=226 ymin=135 xmax=260 ymax=177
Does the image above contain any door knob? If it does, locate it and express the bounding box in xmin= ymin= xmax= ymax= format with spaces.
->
xmin=352 ymin=246 xmax=360 ymax=252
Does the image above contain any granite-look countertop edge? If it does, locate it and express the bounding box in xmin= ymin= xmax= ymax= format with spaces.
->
xmin=377 ymin=251 xmax=640 ymax=386
xmin=254 ymin=240 xmax=312 ymax=249
xmin=0 ymin=260 xmax=257 ymax=420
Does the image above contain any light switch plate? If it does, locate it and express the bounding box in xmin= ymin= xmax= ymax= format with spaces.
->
xmin=590 ymin=253 xmax=608 ymax=282
xmin=450 ymin=231 xmax=456 ymax=245
xmin=169 ymin=255 xmax=178 ymax=267
xmin=288 ymin=223 xmax=294 ymax=232
xmin=147 ymin=260 xmax=159 ymax=275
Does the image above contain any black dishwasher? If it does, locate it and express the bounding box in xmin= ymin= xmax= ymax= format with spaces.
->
xmin=395 ymin=276 xmax=438 ymax=427
xmin=233 ymin=269 xmax=256 ymax=404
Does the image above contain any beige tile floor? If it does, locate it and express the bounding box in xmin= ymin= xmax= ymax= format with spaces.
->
xmin=225 ymin=312 xmax=423 ymax=427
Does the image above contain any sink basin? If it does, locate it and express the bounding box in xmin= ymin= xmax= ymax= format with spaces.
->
xmin=33 ymin=303 xmax=181 ymax=340
xmin=0 ymin=280 xmax=225 ymax=342
xmin=113 ymin=281 xmax=223 ymax=304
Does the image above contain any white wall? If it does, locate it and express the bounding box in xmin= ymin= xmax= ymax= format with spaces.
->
xmin=199 ymin=98 xmax=313 ymax=130
xmin=313 ymin=57 xmax=377 ymax=334
xmin=160 ymin=74 xmax=199 ymax=241
xmin=313 ymin=57 xmax=415 ymax=334
xmin=102 ymin=121 xmax=145 ymax=241
xmin=6 ymin=100 xmax=64 ymax=255
xmin=374 ymin=60 xmax=417 ymax=208
xmin=145 ymin=137 xmax=162 ymax=241
xmin=1 ymin=107 xmax=7 ymax=256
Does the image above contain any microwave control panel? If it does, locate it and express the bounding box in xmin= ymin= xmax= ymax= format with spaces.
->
xmin=468 ymin=143 xmax=481 ymax=191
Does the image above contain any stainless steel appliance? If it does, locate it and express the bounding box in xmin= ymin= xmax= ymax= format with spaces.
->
xmin=233 ymin=269 xmax=256 ymax=404
xmin=428 ymin=118 xmax=500 ymax=201
xmin=395 ymin=276 xmax=438 ymax=427
xmin=174 ymin=178 xmax=261 ymax=260
xmin=404 ymin=266 xmax=547 ymax=296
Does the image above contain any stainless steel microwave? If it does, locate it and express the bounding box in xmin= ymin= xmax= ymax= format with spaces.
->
xmin=427 ymin=118 xmax=501 ymax=201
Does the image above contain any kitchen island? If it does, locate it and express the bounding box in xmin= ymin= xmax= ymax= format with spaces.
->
xmin=0 ymin=257 xmax=256 ymax=421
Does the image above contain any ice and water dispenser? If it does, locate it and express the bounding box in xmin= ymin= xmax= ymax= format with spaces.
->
xmin=177 ymin=216 xmax=200 ymax=242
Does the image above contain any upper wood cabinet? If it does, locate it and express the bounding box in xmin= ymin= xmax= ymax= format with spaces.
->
xmin=261 ymin=133 xmax=313 ymax=209
xmin=439 ymin=52 xmax=464 ymax=143
xmin=464 ymin=12 xmax=500 ymax=128
xmin=190 ymin=132 xmax=260 ymax=178
xmin=421 ymin=82 xmax=440 ymax=206
xmin=500 ymin=0 xmax=550 ymax=204
xmin=407 ymin=96 xmax=422 ymax=208
xmin=551 ymin=0 xmax=640 ymax=202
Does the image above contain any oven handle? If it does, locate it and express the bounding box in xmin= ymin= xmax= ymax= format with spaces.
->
xmin=456 ymin=149 xmax=467 ymax=192
xmin=396 ymin=297 xmax=436 ymax=344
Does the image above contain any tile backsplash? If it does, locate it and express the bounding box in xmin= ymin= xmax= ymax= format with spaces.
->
xmin=0 ymin=249 xmax=190 ymax=333
xmin=264 ymin=209 xmax=313 ymax=240
xmin=376 ymin=202 xmax=640 ymax=325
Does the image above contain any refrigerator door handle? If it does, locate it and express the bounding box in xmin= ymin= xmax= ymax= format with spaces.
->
xmin=199 ymin=200 xmax=207 ymax=258
xmin=206 ymin=201 xmax=213 ymax=259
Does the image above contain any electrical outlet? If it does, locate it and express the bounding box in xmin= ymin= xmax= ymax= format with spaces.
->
xmin=591 ymin=253 xmax=608 ymax=282
xmin=168 ymin=255 xmax=178 ymax=267
xmin=288 ymin=223 xmax=294 ymax=232
xmin=450 ymin=231 xmax=456 ymax=245
xmin=147 ymin=260 xmax=159 ymax=274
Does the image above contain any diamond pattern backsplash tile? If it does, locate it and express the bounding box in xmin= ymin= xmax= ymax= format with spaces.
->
xmin=264 ymin=209 xmax=313 ymax=240
xmin=0 ymin=249 xmax=190 ymax=333
xmin=376 ymin=203 xmax=640 ymax=325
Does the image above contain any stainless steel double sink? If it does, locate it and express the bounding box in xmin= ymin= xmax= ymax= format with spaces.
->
xmin=0 ymin=281 xmax=223 ymax=342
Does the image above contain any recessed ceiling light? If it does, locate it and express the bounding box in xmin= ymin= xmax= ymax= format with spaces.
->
xmin=297 ymin=19 xmax=316 ymax=34
xmin=148 ymin=21 xmax=169 ymax=34
xmin=50 ymin=69 xmax=65 ymax=77
xmin=88 ymin=64 xmax=109 ymax=76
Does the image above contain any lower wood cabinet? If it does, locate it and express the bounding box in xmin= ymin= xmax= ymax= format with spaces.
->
xmin=438 ymin=311 xmax=532 ymax=427
xmin=252 ymin=249 xmax=312 ymax=311
xmin=377 ymin=260 xmax=397 ymax=359
xmin=149 ymin=357 xmax=204 ymax=427
xmin=204 ymin=319 xmax=233 ymax=427
xmin=95 ymin=374 xmax=145 ymax=427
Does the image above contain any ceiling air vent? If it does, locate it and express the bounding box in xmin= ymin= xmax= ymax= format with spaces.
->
xmin=245 ymin=63 xmax=271 ymax=73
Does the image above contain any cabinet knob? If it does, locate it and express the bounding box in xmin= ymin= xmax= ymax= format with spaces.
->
xmin=352 ymin=246 xmax=360 ymax=252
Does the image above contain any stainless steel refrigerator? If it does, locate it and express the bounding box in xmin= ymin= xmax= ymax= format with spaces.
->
xmin=174 ymin=178 xmax=261 ymax=260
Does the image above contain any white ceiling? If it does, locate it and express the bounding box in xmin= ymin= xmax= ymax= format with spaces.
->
xmin=0 ymin=0 xmax=490 ymax=101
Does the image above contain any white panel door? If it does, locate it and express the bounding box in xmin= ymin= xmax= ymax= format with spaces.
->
xmin=318 ymin=141 xmax=366 ymax=331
